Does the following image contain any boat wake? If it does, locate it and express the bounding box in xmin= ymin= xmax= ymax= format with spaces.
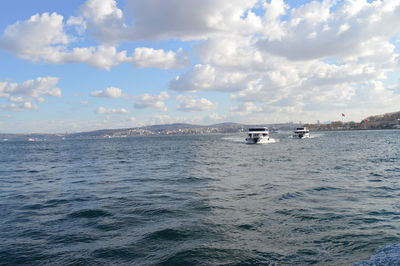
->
xmin=222 ymin=137 xmax=278 ymax=144
xmin=288 ymin=134 xmax=319 ymax=139
xmin=353 ymin=244 xmax=400 ymax=265
xmin=246 ymin=138 xmax=278 ymax=144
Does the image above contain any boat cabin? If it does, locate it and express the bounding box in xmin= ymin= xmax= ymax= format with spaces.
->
xmin=247 ymin=127 xmax=269 ymax=138
xmin=294 ymin=127 xmax=309 ymax=133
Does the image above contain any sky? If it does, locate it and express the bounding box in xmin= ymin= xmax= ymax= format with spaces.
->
xmin=1 ymin=0 xmax=400 ymax=133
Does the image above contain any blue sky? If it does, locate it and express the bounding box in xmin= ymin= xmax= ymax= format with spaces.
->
xmin=1 ymin=0 xmax=400 ymax=133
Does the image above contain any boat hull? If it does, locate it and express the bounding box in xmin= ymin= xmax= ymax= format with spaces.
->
xmin=292 ymin=133 xmax=310 ymax=139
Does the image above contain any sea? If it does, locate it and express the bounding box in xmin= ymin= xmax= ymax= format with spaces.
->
xmin=0 ymin=130 xmax=399 ymax=265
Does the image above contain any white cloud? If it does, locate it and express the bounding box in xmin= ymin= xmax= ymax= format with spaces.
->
xmin=176 ymin=95 xmax=216 ymax=111
xmin=0 ymin=103 xmax=22 ymax=112
xmin=79 ymin=0 xmax=125 ymax=44
xmin=207 ymin=113 xmax=226 ymax=122
xmin=0 ymin=102 xmax=38 ymax=112
xmin=149 ymin=114 xmax=172 ymax=125
xmin=64 ymin=45 xmax=129 ymax=70
xmin=0 ymin=11 xmax=189 ymax=70
xmin=23 ymin=102 xmax=38 ymax=110
xmin=167 ymin=0 xmax=400 ymax=122
xmin=147 ymin=114 xmax=202 ymax=126
xmin=66 ymin=16 xmax=86 ymax=34
xmin=0 ymin=76 xmax=61 ymax=98
xmin=134 ymin=92 xmax=169 ymax=111
xmin=230 ymin=102 xmax=262 ymax=116
xmin=9 ymin=96 xmax=26 ymax=102
xmin=0 ymin=12 xmax=72 ymax=62
xmin=131 ymin=48 xmax=189 ymax=69
xmin=258 ymin=1 xmax=400 ymax=61
xmin=126 ymin=116 xmax=137 ymax=122
xmin=124 ymin=0 xmax=260 ymax=41
xmin=0 ymin=77 xmax=61 ymax=112
xmin=91 ymin=87 xmax=123 ymax=98
xmin=95 ymin=106 xmax=130 ymax=114
xmin=170 ymin=64 xmax=248 ymax=92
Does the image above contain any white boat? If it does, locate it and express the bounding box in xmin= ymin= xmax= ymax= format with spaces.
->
xmin=293 ymin=127 xmax=310 ymax=139
xmin=245 ymin=127 xmax=273 ymax=144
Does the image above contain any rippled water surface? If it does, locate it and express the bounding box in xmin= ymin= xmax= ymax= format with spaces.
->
xmin=1 ymin=130 xmax=399 ymax=265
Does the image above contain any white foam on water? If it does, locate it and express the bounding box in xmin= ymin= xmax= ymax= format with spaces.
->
xmin=288 ymin=134 xmax=321 ymax=139
xmin=262 ymin=138 xmax=277 ymax=143
xmin=222 ymin=136 xmax=279 ymax=144
xmin=353 ymin=244 xmax=400 ymax=265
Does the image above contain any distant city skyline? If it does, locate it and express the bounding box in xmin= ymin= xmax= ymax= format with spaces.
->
xmin=1 ymin=0 xmax=400 ymax=133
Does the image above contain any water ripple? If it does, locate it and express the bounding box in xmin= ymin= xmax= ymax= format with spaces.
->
xmin=0 ymin=131 xmax=399 ymax=265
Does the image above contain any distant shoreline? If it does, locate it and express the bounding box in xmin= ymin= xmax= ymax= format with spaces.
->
xmin=1 ymin=110 xmax=399 ymax=140
xmin=1 ymin=126 xmax=399 ymax=142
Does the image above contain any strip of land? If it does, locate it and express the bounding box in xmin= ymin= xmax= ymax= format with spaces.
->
xmin=1 ymin=111 xmax=399 ymax=141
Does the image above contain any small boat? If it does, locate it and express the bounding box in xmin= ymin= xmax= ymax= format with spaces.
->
xmin=293 ymin=127 xmax=310 ymax=139
xmin=245 ymin=127 xmax=273 ymax=144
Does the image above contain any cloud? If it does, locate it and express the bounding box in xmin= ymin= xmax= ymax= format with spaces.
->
xmin=95 ymin=106 xmax=130 ymax=114
xmin=131 ymin=47 xmax=189 ymax=69
xmin=0 ymin=11 xmax=189 ymax=70
xmin=124 ymin=0 xmax=260 ymax=41
xmin=64 ymin=46 xmax=188 ymax=70
xmin=9 ymin=96 xmax=26 ymax=103
xmin=176 ymin=95 xmax=216 ymax=111
xmin=206 ymin=113 xmax=226 ymax=122
xmin=91 ymin=87 xmax=123 ymax=98
xmin=79 ymin=0 xmax=125 ymax=44
xmin=0 ymin=14 xmax=122 ymax=70
xmin=134 ymin=92 xmax=169 ymax=111
xmin=230 ymin=102 xmax=262 ymax=116
xmin=170 ymin=64 xmax=248 ymax=92
xmin=125 ymin=116 xmax=137 ymax=122
xmin=0 ymin=102 xmax=38 ymax=112
xmin=0 ymin=12 xmax=70 ymax=62
xmin=258 ymin=1 xmax=400 ymax=61
xmin=63 ymin=45 xmax=129 ymax=70
xmin=0 ymin=76 xmax=61 ymax=98
xmin=147 ymin=114 xmax=202 ymax=125
xmin=168 ymin=0 xmax=400 ymax=122
xmin=0 ymin=77 xmax=61 ymax=112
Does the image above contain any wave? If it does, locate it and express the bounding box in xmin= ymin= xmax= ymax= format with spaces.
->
xmin=68 ymin=209 xmax=113 ymax=219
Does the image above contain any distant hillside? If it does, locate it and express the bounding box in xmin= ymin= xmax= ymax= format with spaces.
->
xmin=0 ymin=122 xmax=299 ymax=141
xmin=305 ymin=111 xmax=400 ymax=131
xmin=66 ymin=122 xmax=250 ymax=139
xmin=364 ymin=111 xmax=400 ymax=123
